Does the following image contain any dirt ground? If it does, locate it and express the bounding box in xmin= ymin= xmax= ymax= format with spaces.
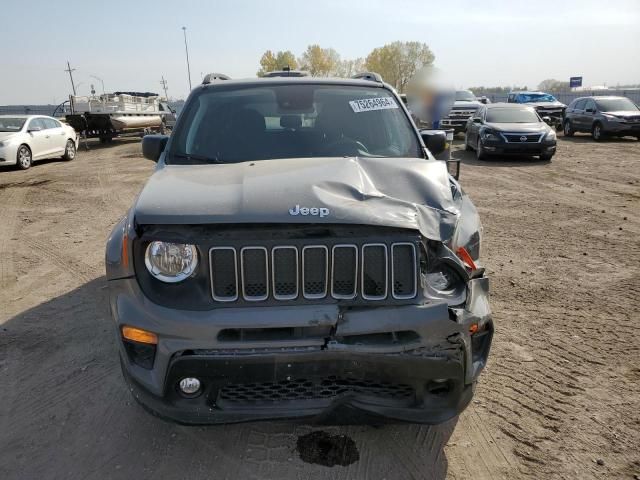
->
xmin=1 ymin=133 xmax=639 ymax=479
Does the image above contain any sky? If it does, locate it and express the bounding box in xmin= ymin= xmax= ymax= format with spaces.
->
xmin=1 ymin=0 xmax=639 ymax=104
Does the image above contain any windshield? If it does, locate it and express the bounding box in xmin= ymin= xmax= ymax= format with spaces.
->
xmin=0 ymin=117 xmax=26 ymax=132
xmin=595 ymin=98 xmax=639 ymax=112
xmin=486 ymin=107 xmax=540 ymax=123
xmin=516 ymin=93 xmax=557 ymax=103
xmin=455 ymin=90 xmax=476 ymax=101
xmin=169 ymin=84 xmax=422 ymax=164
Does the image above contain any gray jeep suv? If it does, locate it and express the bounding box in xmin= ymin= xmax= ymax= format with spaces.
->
xmin=105 ymin=72 xmax=493 ymax=425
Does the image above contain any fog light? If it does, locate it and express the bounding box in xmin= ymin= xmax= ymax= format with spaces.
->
xmin=179 ymin=377 xmax=201 ymax=395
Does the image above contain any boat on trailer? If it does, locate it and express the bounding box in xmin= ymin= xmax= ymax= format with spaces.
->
xmin=65 ymin=92 xmax=175 ymax=143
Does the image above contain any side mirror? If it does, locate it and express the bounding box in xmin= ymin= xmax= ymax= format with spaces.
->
xmin=585 ymin=108 xmax=595 ymax=114
xmin=142 ymin=134 xmax=169 ymax=162
xmin=473 ymin=117 xmax=482 ymax=123
xmin=420 ymin=130 xmax=446 ymax=156
xmin=542 ymin=116 xmax=552 ymax=124
xmin=28 ymin=126 xmax=41 ymax=133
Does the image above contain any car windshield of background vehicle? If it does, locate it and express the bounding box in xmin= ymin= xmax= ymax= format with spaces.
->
xmin=486 ymin=108 xmax=540 ymax=123
xmin=0 ymin=117 xmax=26 ymax=132
xmin=595 ymin=98 xmax=639 ymax=112
xmin=455 ymin=91 xmax=476 ymax=101
xmin=517 ymin=93 xmax=557 ymax=103
xmin=170 ymin=84 xmax=422 ymax=164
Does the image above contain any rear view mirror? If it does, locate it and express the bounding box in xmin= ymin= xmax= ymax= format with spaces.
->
xmin=28 ymin=126 xmax=41 ymax=132
xmin=142 ymin=134 xmax=169 ymax=162
xmin=420 ymin=130 xmax=446 ymax=156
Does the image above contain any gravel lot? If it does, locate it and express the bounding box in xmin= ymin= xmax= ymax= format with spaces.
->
xmin=1 ymin=134 xmax=639 ymax=479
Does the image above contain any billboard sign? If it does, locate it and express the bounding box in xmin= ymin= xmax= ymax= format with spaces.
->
xmin=570 ymin=76 xmax=583 ymax=88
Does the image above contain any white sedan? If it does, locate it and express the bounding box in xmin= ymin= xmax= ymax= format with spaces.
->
xmin=0 ymin=115 xmax=78 ymax=170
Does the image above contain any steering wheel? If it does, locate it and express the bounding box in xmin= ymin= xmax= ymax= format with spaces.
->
xmin=321 ymin=137 xmax=370 ymax=156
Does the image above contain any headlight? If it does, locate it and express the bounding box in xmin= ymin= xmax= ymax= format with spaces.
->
xmin=144 ymin=241 xmax=198 ymax=283
xmin=481 ymin=129 xmax=501 ymax=141
xmin=424 ymin=262 xmax=466 ymax=305
xmin=602 ymin=113 xmax=622 ymax=121
xmin=545 ymin=130 xmax=557 ymax=141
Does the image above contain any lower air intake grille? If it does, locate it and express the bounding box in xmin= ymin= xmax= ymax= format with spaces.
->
xmin=219 ymin=376 xmax=415 ymax=403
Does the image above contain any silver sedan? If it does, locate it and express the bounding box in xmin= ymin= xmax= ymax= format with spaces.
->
xmin=0 ymin=115 xmax=78 ymax=170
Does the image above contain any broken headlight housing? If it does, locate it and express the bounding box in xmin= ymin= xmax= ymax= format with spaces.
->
xmin=144 ymin=241 xmax=198 ymax=283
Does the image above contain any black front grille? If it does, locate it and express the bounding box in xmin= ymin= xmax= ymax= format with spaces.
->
xmin=332 ymin=245 xmax=357 ymax=298
xmin=241 ymin=247 xmax=268 ymax=300
xmin=362 ymin=244 xmax=387 ymax=299
xmin=503 ymin=133 xmax=542 ymax=143
xmin=392 ymin=244 xmax=417 ymax=298
xmin=302 ymin=246 xmax=328 ymax=298
xmin=219 ymin=376 xmax=415 ymax=403
xmin=209 ymin=238 xmax=418 ymax=305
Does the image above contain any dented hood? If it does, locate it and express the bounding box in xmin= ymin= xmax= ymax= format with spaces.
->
xmin=134 ymin=156 xmax=460 ymax=241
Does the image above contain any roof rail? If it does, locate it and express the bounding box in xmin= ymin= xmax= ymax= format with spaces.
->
xmin=262 ymin=70 xmax=310 ymax=78
xmin=202 ymin=73 xmax=231 ymax=85
xmin=352 ymin=72 xmax=383 ymax=83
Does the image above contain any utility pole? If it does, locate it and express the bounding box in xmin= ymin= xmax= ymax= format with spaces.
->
xmin=64 ymin=61 xmax=77 ymax=96
xmin=182 ymin=27 xmax=192 ymax=91
xmin=160 ymin=76 xmax=169 ymax=99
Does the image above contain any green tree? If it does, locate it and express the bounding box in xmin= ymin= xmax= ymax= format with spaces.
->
xmin=298 ymin=45 xmax=340 ymax=76
xmin=335 ymin=57 xmax=365 ymax=78
xmin=537 ymin=78 xmax=570 ymax=92
xmin=257 ymin=50 xmax=298 ymax=76
xmin=365 ymin=41 xmax=435 ymax=92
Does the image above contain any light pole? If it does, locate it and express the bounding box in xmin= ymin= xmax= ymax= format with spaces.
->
xmin=182 ymin=26 xmax=192 ymax=91
xmin=90 ymin=75 xmax=105 ymax=95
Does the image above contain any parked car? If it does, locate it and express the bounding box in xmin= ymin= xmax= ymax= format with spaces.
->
xmin=507 ymin=91 xmax=566 ymax=130
xmin=563 ymin=96 xmax=640 ymax=141
xmin=106 ymin=71 xmax=493 ymax=425
xmin=440 ymin=90 xmax=483 ymax=133
xmin=465 ymin=103 xmax=557 ymax=161
xmin=0 ymin=115 xmax=78 ymax=169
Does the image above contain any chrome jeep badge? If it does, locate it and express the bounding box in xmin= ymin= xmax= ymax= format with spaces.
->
xmin=289 ymin=205 xmax=330 ymax=218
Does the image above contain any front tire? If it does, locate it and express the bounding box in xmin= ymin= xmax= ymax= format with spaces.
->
xmin=592 ymin=122 xmax=603 ymax=141
xmin=563 ymin=120 xmax=574 ymax=137
xmin=17 ymin=145 xmax=32 ymax=170
xmin=540 ymin=153 xmax=553 ymax=161
xmin=62 ymin=139 xmax=76 ymax=161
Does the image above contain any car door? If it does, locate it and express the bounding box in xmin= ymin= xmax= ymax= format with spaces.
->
xmin=570 ymin=99 xmax=586 ymax=131
xmin=467 ymin=106 xmax=484 ymax=145
xmin=582 ymin=99 xmax=597 ymax=132
xmin=43 ymin=118 xmax=67 ymax=155
xmin=25 ymin=118 xmax=50 ymax=159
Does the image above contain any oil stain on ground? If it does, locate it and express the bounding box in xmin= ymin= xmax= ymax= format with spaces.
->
xmin=296 ymin=431 xmax=359 ymax=467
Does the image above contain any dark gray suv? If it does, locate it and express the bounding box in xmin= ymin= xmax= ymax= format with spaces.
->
xmin=563 ymin=96 xmax=640 ymax=141
xmin=105 ymin=72 xmax=492 ymax=425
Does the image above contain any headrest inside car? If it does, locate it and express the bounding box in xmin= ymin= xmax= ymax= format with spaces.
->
xmin=280 ymin=115 xmax=302 ymax=129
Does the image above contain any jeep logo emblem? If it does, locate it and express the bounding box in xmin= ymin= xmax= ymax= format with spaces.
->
xmin=289 ymin=205 xmax=330 ymax=218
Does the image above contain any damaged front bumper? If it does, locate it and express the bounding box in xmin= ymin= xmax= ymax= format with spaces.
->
xmin=110 ymin=277 xmax=492 ymax=425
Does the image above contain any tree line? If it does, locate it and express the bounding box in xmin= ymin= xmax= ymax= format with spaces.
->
xmin=257 ymin=41 xmax=435 ymax=93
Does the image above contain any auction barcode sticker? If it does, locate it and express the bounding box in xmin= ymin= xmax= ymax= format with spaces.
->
xmin=349 ymin=97 xmax=398 ymax=113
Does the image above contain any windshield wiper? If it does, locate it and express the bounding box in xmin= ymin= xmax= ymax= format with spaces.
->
xmin=172 ymin=153 xmax=224 ymax=164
